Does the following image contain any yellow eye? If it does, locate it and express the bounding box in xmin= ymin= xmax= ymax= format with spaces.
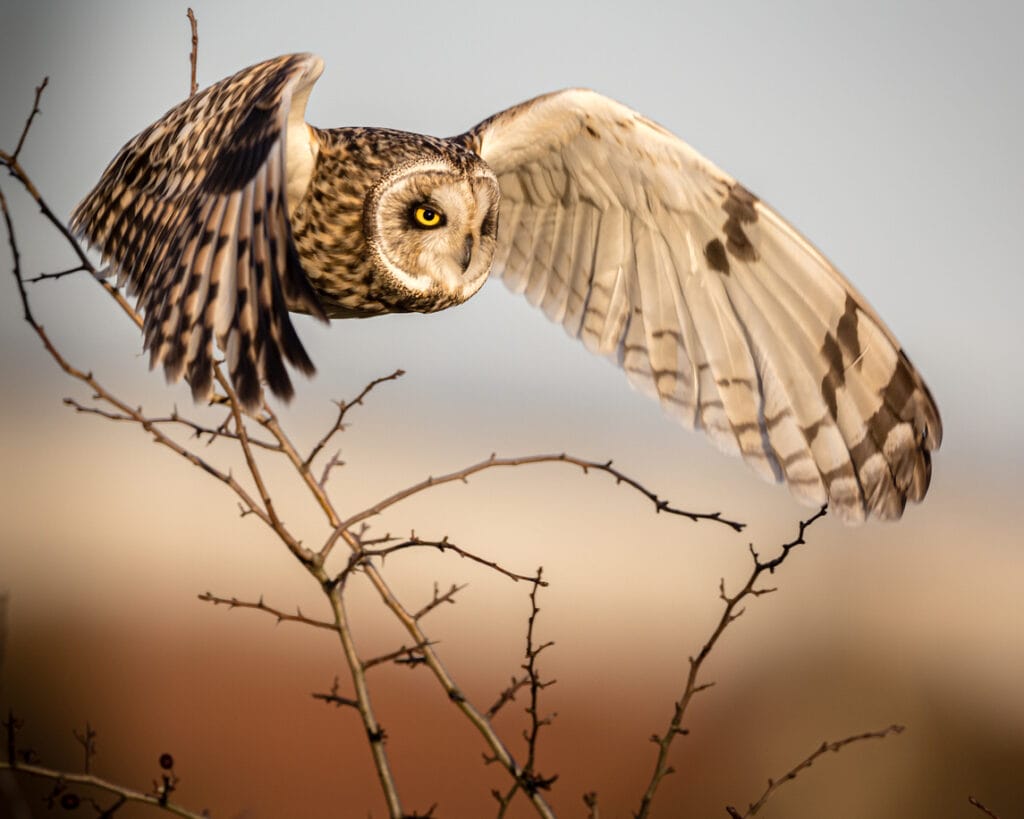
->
xmin=412 ymin=205 xmax=444 ymax=229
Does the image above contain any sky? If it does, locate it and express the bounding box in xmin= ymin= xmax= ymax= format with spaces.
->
xmin=1 ymin=2 xmax=1022 ymax=817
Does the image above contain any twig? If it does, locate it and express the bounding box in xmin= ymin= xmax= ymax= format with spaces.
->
xmin=322 ymin=453 xmax=744 ymax=561
xmin=635 ymin=506 xmax=828 ymax=818
xmin=11 ymin=77 xmax=48 ymax=161
xmin=338 ymin=534 xmax=545 ymax=586
xmin=363 ymin=641 xmax=431 ymax=670
xmin=253 ymin=404 xmax=560 ymax=817
xmin=0 ymin=761 xmax=205 ymax=818
xmin=312 ymin=677 xmax=360 ymax=710
xmin=969 ymin=796 xmax=1003 ymax=819
xmin=186 ymin=9 xmax=198 ymax=96
xmin=198 ymin=592 xmax=336 ymax=632
xmin=304 ymin=368 xmax=405 ymax=469
xmin=413 ymin=582 xmax=466 ymax=621
xmin=72 ymin=722 xmax=97 ymax=774
xmin=27 ymin=263 xmax=88 ymax=283
xmin=486 ymin=676 xmax=530 ymax=719
xmin=494 ymin=569 xmax=558 ymax=815
xmin=726 ymin=724 xmax=905 ymax=817
xmin=64 ymin=399 xmax=282 ymax=452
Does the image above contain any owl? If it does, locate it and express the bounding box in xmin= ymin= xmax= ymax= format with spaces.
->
xmin=71 ymin=53 xmax=942 ymax=524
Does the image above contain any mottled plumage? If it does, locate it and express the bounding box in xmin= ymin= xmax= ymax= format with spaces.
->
xmin=71 ymin=53 xmax=943 ymax=523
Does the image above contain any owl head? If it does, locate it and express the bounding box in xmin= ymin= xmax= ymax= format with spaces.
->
xmin=362 ymin=156 xmax=500 ymax=312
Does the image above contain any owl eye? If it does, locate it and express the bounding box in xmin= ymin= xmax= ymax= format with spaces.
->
xmin=411 ymin=204 xmax=445 ymax=229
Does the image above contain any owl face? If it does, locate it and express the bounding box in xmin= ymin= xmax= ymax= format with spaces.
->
xmin=363 ymin=158 xmax=501 ymax=312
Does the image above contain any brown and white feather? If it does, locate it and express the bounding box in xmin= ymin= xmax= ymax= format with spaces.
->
xmin=461 ymin=89 xmax=942 ymax=522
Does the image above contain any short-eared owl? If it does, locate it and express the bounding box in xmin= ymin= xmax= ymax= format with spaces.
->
xmin=71 ymin=53 xmax=942 ymax=523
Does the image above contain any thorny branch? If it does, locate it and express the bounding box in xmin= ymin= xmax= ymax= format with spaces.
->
xmin=494 ymin=568 xmax=558 ymax=815
xmin=338 ymin=533 xmax=545 ymax=586
xmin=321 ymin=452 xmax=744 ymax=561
xmin=197 ymin=592 xmax=336 ymax=632
xmin=303 ymin=368 xmax=405 ymax=470
xmin=725 ymin=724 xmax=905 ymax=817
xmin=2 ymin=714 xmax=199 ymax=818
xmin=635 ymin=506 xmax=828 ymax=818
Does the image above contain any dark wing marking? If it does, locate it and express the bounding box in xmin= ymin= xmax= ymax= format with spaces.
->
xmin=460 ymin=89 xmax=942 ymax=523
xmin=71 ymin=53 xmax=327 ymax=408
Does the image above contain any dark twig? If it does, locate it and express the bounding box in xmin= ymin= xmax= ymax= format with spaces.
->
xmin=63 ymin=398 xmax=282 ymax=452
xmin=486 ymin=676 xmax=530 ymax=719
xmin=312 ymin=676 xmax=360 ymax=710
xmin=969 ymin=796 xmax=1003 ymax=819
xmin=72 ymin=722 xmax=97 ymax=774
xmin=11 ymin=77 xmax=48 ymax=161
xmin=338 ymin=533 xmax=545 ymax=586
xmin=636 ymin=506 xmax=828 ymax=818
xmin=726 ymin=724 xmax=905 ymax=817
xmin=494 ymin=569 xmax=558 ymax=815
xmin=198 ymin=592 xmax=336 ymax=632
xmin=363 ymin=641 xmax=431 ymax=670
xmin=583 ymin=792 xmax=600 ymax=819
xmin=0 ymin=760 xmax=204 ymax=818
xmin=413 ymin=582 xmax=466 ymax=621
xmin=27 ymin=264 xmax=88 ymax=283
xmin=3 ymin=708 xmax=23 ymax=765
xmin=322 ymin=453 xmax=744 ymax=561
xmin=304 ymin=368 xmax=405 ymax=469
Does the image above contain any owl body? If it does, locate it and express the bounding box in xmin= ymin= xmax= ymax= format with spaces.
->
xmin=71 ymin=53 xmax=943 ymax=523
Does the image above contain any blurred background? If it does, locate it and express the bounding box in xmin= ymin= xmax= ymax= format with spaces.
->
xmin=1 ymin=1 xmax=1021 ymax=816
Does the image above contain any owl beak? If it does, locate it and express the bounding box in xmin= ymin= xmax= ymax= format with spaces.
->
xmin=461 ymin=233 xmax=474 ymax=273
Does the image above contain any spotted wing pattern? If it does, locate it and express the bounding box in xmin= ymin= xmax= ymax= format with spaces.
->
xmin=71 ymin=53 xmax=327 ymax=408
xmin=463 ymin=89 xmax=942 ymax=522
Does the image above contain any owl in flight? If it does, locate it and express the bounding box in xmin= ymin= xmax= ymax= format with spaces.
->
xmin=71 ymin=53 xmax=942 ymax=523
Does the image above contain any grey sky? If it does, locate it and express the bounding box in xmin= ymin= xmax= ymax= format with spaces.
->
xmin=2 ymin=0 xmax=1021 ymax=488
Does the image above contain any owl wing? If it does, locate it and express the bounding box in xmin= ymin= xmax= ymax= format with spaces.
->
xmin=71 ymin=53 xmax=327 ymax=408
xmin=460 ymin=89 xmax=942 ymax=523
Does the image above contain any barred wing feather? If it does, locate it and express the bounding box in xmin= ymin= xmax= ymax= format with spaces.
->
xmin=70 ymin=53 xmax=327 ymax=408
xmin=463 ymin=89 xmax=942 ymax=522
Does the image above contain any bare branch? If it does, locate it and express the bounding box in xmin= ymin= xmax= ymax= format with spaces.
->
xmin=63 ymin=398 xmax=283 ymax=452
xmin=318 ymin=450 xmax=345 ymax=488
xmin=304 ymin=368 xmax=405 ymax=469
xmin=486 ymin=676 xmax=530 ymax=719
xmin=11 ymin=77 xmax=49 ymax=161
xmin=635 ymin=506 xmax=828 ymax=817
xmin=363 ymin=641 xmax=431 ymax=670
xmin=198 ymin=592 xmax=336 ymax=632
xmin=338 ymin=533 xmax=545 ymax=586
xmin=413 ymin=582 xmax=466 ymax=621
xmin=727 ymin=724 xmax=905 ymax=817
xmin=27 ymin=263 xmax=88 ymax=283
xmin=72 ymin=722 xmax=97 ymax=775
xmin=494 ymin=569 xmax=558 ymax=815
xmin=322 ymin=452 xmax=744 ymax=561
xmin=312 ymin=676 xmax=360 ymax=710
xmin=0 ymin=761 xmax=205 ymax=818
xmin=969 ymin=796 xmax=1004 ymax=819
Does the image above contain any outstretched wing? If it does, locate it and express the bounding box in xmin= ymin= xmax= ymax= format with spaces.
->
xmin=71 ymin=53 xmax=328 ymax=408
xmin=461 ymin=89 xmax=942 ymax=523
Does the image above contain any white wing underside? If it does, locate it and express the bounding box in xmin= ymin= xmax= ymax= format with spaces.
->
xmin=468 ymin=89 xmax=941 ymax=523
